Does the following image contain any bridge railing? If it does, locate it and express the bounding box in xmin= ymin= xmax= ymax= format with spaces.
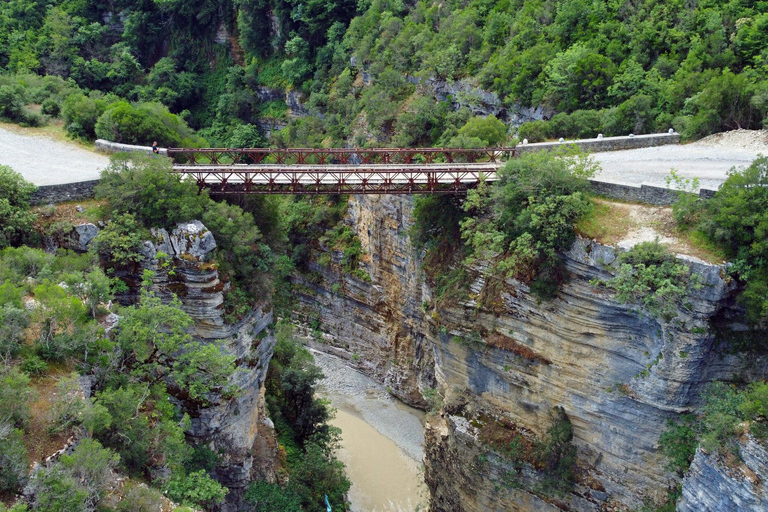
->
xmin=166 ymin=147 xmax=516 ymax=165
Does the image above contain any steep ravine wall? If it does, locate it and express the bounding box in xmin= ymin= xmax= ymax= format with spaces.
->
xmin=291 ymin=195 xmax=434 ymax=406
xmin=293 ymin=195 xmax=768 ymax=511
xmin=135 ymin=221 xmax=278 ymax=511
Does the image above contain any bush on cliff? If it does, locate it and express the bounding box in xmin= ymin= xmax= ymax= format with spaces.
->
xmin=461 ymin=148 xmax=596 ymax=299
xmin=593 ymin=241 xmax=702 ymax=320
xmin=699 ymin=156 xmax=768 ymax=324
xmin=670 ymin=156 xmax=768 ymax=324
xmin=660 ymin=381 xmax=768 ymax=476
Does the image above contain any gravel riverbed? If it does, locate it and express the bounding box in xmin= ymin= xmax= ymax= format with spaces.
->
xmin=311 ymin=350 xmax=426 ymax=463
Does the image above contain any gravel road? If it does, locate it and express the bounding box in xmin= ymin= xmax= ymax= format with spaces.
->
xmin=593 ymin=129 xmax=768 ymax=190
xmin=311 ymin=350 xmax=426 ymax=463
xmin=0 ymin=126 xmax=109 ymax=185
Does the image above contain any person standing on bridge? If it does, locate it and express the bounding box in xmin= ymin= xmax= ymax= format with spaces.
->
xmin=152 ymin=141 xmax=159 ymax=156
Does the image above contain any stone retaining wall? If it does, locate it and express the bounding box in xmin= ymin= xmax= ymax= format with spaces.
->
xmin=516 ymin=132 xmax=680 ymax=155
xmin=95 ymin=139 xmax=168 ymax=156
xmin=30 ymin=179 xmax=100 ymax=205
xmin=589 ymin=179 xmax=717 ymax=205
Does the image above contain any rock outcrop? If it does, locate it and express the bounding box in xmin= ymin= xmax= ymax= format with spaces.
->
xmin=138 ymin=221 xmax=278 ymax=510
xmin=295 ymin=196 xmax=768 ymax=511
xmin=678 ymin=439 xmax=768 ymax=512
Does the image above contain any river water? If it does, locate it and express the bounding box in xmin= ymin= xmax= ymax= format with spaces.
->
xmin=312 ymin=351 xmax=427 ymax=512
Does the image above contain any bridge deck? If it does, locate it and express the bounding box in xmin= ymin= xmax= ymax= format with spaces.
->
xmin=173 ymin=163 xmax=503 ymax=194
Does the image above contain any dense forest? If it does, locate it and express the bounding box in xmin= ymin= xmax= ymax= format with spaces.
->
xmin=0 ymin=0 xmax=767 ymax=147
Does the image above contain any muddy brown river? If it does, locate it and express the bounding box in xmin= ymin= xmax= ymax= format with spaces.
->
xmin=312 ymin=350 xmax=427 ymax=512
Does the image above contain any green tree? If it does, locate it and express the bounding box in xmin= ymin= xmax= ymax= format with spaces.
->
xmin=0 ymin=424 xmax=28 ymax=494
xmin=0 ymin=364 xmax=35 ymax=428
xmin=456 ymin=115 xmax=507 ymax=146
xmin=0 ymin=165 xmax=37 ymax=248
xmin=165 ymin=470 xmax=228 ymax=509
xmin=95 ymin=154 xmax=209 ymax=229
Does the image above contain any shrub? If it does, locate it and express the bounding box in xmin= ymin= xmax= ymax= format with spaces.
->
xmin=595 ymin=241 xmax=702 ymax=320
xmin=517 ymin=120 xmax=551 ymax=143
xmin=227 ymin=123 xmax=267 ymax=148
xmin=20 ymin=354 xmax=47 ymax=375
xmin=666 ymin=170 xmax=703 ymax=228
xmin=697 ymin=156 xmax=768 ymax=323
xmin=0 ymin=305 xmax=28 ymax=363
xmin=244 ymin=481 xmax=302 ymax=512
xmin=0 ymin=165 xmax=37 ymax=248
xmin=456 ymin=115 xmax=507 ymax=146
xmin=202 ymin=200 xmax=271 ymax=298
xmin=117 ymin=484 xmax=165 ymax=512
xmin=62 ymin=92 xmax=113 ymax=140
xmin=41 ymin=98 xmax=61 ymax=117
xmin=0 ymin=365 xmax=35 ymax=428
xmin=165 ymin=470 xmax=228 ymax=509
xmin=461 ymin=148 xmax=595 ymax=299
xmin=0 ymin=424 xmax=28 ymax=494
xmin=95 ymin=101 xmax=198 ymax=147
xmin=659 ymin=415 xmax=698 ymax=475
xmin=0 ymin=85 xmax=26 ymax=122
xmin=89 ymin=213 xmax=144 ymax=268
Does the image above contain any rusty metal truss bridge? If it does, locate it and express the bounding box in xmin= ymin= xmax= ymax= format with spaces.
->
xmin=168 ymin=147 xmax=516 ymax=195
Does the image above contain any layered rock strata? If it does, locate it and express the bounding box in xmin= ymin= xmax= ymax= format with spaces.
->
xmin=138 ymin=220 xmax=277 ymax=510
xmin=678 ymin=438 xmax=768 ymax=512
xmin=295 ymin=195 xmax=768 ymax=511
xmin=291 ymin=195 xmax=434 ymax=407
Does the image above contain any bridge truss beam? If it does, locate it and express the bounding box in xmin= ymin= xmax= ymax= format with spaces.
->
xmin=172 ymin=164 xmax=502 ymax=195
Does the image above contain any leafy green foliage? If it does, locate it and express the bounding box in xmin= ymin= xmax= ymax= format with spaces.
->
xmin=595 ymin=241 xmax=703 ymax=320
xmin=0 ymin=165 xmax=37 ymax=248
xmin=114 ymin=287 xmax=236 ymax=401
xmin=0 ymin=365 xmax=35 ymax=428
xmin=461 ymin=149 xmax=595 ymax=299
xmin=262 ymin=321 xmax=350 ymax=511
xmin=165 ymin=469 xmax=228 ymax=509
xmin=660 ymin=381 xmax=768 ymax=477
xmin=95 ymin=154 xmax=208 ymax=229
xmin=28 ymin=439 xmax=118 ymax=512
xmin=0 ymin=423 xmax=28 ymax=494
xmin=454 ymin=115 xmax=507 ymax=147
xmin=95 ymin=101 xmax=203 ymax=147
xmin=244 ymin=481 xmax=302 ymax=512
xmin=659 ymin=415 xmax=698 ymax=475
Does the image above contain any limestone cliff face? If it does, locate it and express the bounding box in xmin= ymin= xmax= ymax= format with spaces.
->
xmin=678 ymin=438 xmax=768 ymax=511
xmin=291 ymin=195 xmax=434 ymax=407
xmin=296 ymin=196 xmax=768 ymax=511
xmin=139 ymin=221 xmax=278 ymax=510
xmin=423 ymin=239 xmax=765 ymax=511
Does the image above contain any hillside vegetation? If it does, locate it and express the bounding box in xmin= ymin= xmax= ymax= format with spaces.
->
xmin=0 ymin=0 xmax=766 ymax=147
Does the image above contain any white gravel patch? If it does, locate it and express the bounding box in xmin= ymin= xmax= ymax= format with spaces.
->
xmin=0 ymin=126 xmax=109 ymax=185
xmin=593 ymin=129 xmax=768 ymax=190
xmin=311 ymin=349 xmax=426 ymax=463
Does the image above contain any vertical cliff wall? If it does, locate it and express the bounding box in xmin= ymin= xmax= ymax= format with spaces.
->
xmin=138 ymin=221 xmax=278 ymax=511
xmin=292 ymin=196 xmax=767 ymax=511
xmin=291 ymin=195 xmax=434 ymax=407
